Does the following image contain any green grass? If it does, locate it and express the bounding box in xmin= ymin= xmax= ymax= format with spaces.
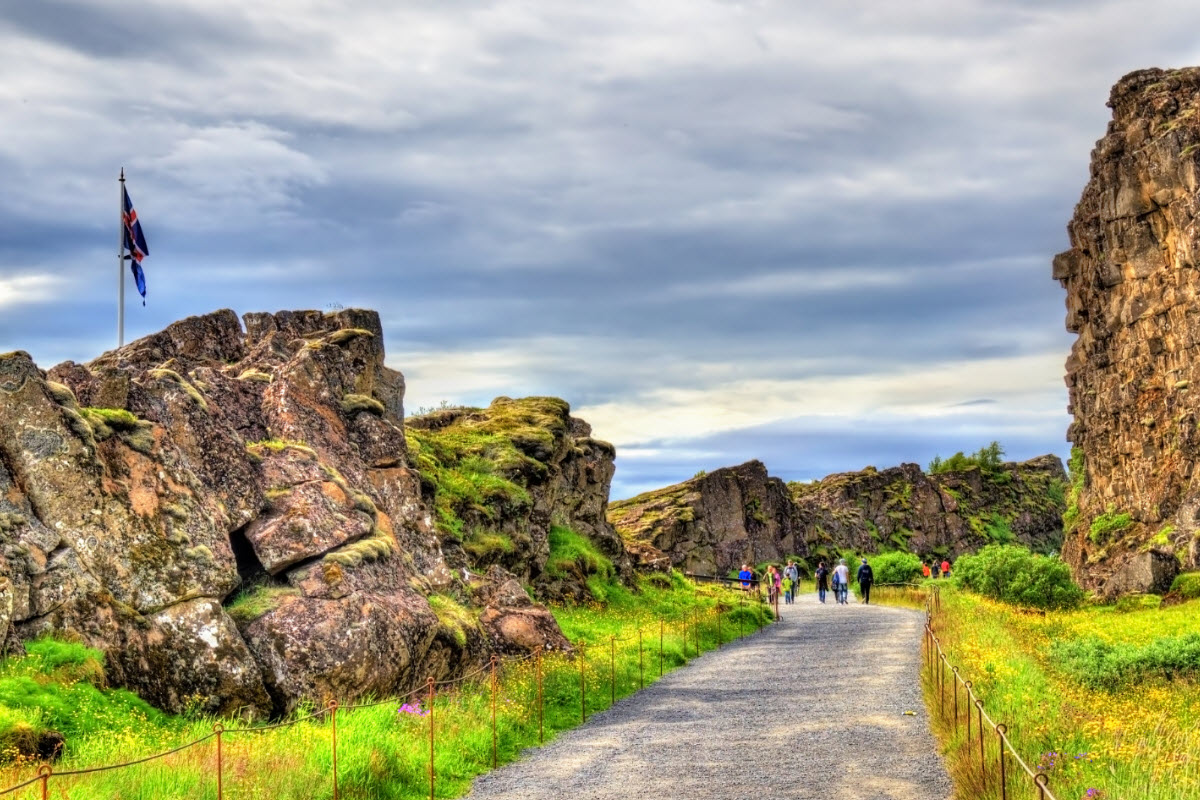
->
xmin=0 ymin=575 xmax=774 ymax=798
xmin=224 ymin=584 xmax=299 ymax=624
xmin=1089 ymin=505 xmax=1134 ymax=544
xmin=895 ymin=585 xmax=1200 ymax=799
xmin=546 ymin=525 xmax=614 ymax=582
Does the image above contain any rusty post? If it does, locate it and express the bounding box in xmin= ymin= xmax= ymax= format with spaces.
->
xmin=536 ymin=646 xmax=544 ymax=745
xmin=428 ymin=676 xmax=436 ymax=800
xmin=740 ymin=596 xmax=745 ymax=638
xmin=938 ymin=653 xmax=945 ymax=718
xmin=717 ymin=606 xmax=722 ymax=647
xmin=491 ymin=655 xmax=498 ymax=768
xmin=1035 ymin=772 xmax=1050 ymax=800
xmin=638 ymin=628 xmax=644 ymax=689
xmin=659 ymin=620 xmax=664 ymax=677
xmin=964 ymin=682 xmax=973 ymax=747
xmin=997 ymin=723 xmax=1008 ymax=800
xmin=976 ymin=699 xmax=986 ymax=789
xmin=329 ymin=701 xmax=339 ymax=800
xmin=580 ymin=642 xmax=587 ymax=723
xmin=609 ymin=636 xmax=616 ymax=705
xmin=37 ymin=765 xmax=50 ymax=800
xmin=213 ymin=723 xmax=224 ymax=800
xmin=952 ymin=666 xmax=960 ymax=730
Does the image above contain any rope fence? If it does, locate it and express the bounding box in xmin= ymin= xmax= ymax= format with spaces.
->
xmin=920 ymin=585 xmax=1060 ymax=800
xmin=0 ymin=589 xmax=771 ymax=800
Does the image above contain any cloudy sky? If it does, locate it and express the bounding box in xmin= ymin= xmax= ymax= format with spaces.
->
xmin=2 ymin=1 xmax=1198 ymax=499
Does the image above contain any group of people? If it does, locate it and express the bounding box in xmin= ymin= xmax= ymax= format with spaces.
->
xmin=737 ymin=555 xmax=952 ymax=606
xmin=737 ymin=557 xmax=877 ymax=605
xmin=739 ymin=561 xmax=805 ymax=604
xmin=922 ymin=559 xmax=953 ymax=578
xmin=814 ymin=558 xmax=874 ymax=604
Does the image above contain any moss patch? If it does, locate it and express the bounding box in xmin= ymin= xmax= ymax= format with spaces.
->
xmin=341 ymin=393 xmax=385 ymax=416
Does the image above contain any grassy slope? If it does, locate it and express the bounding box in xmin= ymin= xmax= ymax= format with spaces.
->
xmin=0 ymin=575 xmax=772 ymax=799
xmin=912 ymin=585 xmax=1200 ymax=799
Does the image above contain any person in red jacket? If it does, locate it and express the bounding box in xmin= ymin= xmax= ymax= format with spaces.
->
xmin=940 ymin=559 xmax=951 ymax=577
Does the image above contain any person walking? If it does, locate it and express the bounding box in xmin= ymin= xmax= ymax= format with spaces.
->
xmin=833 ymin=559 xmax=851 ymax=605
xmin=738 ymin=563 xmax=753 ymax=592
xmin=815 ymin=561 xmax=829 ymax=604
xmin=940 ymin=558 xmax=951 ymax=578
xmin=857 ymin=557 xmax=875 ymax=604
xmin=931 ymin=561 xmax=941 ymax=579
xmin=772 ymin=566 xmax=783 ymax=606
xmin=765 ymin=565 xmax=779 ymax=605
xmin=922 ymin=561 xmax=931 ymax=579
xmin=784 ymin=560 xmax=800 ymax=604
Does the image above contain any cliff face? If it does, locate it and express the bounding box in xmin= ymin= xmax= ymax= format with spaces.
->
xmin=0 ymin=309 xmax=623 ymax=716
xmin=1054 ymin=67 xmax=1200 ymax=595
xmin=607 ymin=461 xmax=801 ymax=575
xmin=609 ymin=457 xmax=1065 ymax=576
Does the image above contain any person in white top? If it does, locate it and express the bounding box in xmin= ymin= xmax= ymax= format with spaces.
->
xmin=833 ymin=559 xmax=851 ymax=605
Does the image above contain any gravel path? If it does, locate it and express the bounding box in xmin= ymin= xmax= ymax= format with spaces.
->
xmin=467 ymin=589 xmax=953 ymax=800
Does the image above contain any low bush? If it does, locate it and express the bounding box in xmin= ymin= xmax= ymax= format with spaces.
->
xmin=953 ymin=544 xmax=1085 ymax=610
xmin=1170 ymin=572 xmax=1200 ymax=600
xmin=868 ymin=551 xmax=922 ymax=584
xmin=1050 ymin=633 xmax=1200 ymax=690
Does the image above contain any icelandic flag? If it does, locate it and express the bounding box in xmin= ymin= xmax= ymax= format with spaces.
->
xmin=122 ymin=185 xmax=149 ymax=304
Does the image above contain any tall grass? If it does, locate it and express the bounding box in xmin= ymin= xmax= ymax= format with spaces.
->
xmin=904 ymin=585 xmax=1200 ymax=800
xmin=0 ymin=574 xmax=772 ymax=799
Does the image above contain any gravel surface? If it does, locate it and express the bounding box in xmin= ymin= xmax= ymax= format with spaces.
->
xmin=467 ymin=590 xmax=954 ymax=800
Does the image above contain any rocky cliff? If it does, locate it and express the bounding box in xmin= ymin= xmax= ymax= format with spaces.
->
xmin=609 ymin=457 xmax=1065 ymax=576
xmin=0 ymin=309 xmax=624 ymax=716
xmin=1054 ymin=67 xmax=1200 ymax=595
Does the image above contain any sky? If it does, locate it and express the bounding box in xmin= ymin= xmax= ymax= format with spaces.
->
xmin=2 ymin=1 xmax=1199 ymax=499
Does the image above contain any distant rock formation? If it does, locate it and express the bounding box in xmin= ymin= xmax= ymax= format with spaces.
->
xmin=0 ymin=309 xmax=624 ymax=716
xmin=1054 ymin=67 xmax=1200 ymax=595
xmin=608 ymin=457 xmax=1065 ymax=577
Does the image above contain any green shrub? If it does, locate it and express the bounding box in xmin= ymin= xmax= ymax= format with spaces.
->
xmin=953 ymin=544 xmax=1085 ymax=610
xmin=1089 ymin=505 xmax=1134 ymax=544
xmin=929 ymin=441 xmax=1005 ymax=474
xmin=868 ymin=551 xmax=922 ymax=584
xmin=1050 ymin=633 xmax=1200 ymax=690
xmin=1170 ymin=572 xmax=1200 ymax=599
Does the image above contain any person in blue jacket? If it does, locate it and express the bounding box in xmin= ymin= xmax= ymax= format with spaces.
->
xmin=857 ymin=558 xmax=875 ymax=604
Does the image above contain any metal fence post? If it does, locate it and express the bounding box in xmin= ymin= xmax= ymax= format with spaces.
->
xmin=580 ymin=642 xmax=588 ymax=723
xmin=490 ymin=655 xmax=499 ymax=768
xmin=976 ymin=699 xmax=986 ymax=789
xmin=952 ymin=666 xmax=959 ymax=731
xmin=997 ymin=724 xmax=1008 ymax=800
xmin=659 ymin=620 xmax=664 ymax=677
xmin=536 ymin=646 xmax=544 ymax=745
xmin=213 ymin=723 xmax=224 ymax=800
xmin=428 ymin=676 xmax=436 ymax=800
xmin=330 ymin=700 xmax=339 ymax=800
xmin=638 ymin=628 xmax=644 ymax=689
xmin=610 ymin=636 xmax=616 ymax=705
xmin=717 ymin=606 xmax=722 ymax=647
xmin=37 ymin=765 xmax=50 ymax=800
xmin=1035 ymin=772 xmax=1050 ymax=800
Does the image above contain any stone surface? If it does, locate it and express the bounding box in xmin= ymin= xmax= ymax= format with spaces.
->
xmin=1 ymin=309 xmax=595 ymax=716
xmin=1054 ymin=67 xmax=1200 ymax=593
xmin=610 ymin=457 xmax=1066 ymax=576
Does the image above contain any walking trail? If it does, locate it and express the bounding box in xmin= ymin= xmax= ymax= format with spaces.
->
xmin=467 ymin=589 xmax=953 ymax=800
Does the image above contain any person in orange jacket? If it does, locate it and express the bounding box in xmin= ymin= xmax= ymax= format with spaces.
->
xmin=922 ymin=562 xmax=931 ymax=579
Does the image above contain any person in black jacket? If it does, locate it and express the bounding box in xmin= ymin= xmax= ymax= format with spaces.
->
xmin=857 ymin=558 xmax=875 ymax=604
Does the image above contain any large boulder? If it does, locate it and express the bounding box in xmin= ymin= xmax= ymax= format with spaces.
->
xmin=1 ymin=309 xmax=589 ymax=716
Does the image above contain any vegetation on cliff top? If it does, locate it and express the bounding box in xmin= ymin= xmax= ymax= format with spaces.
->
xmin=404 ymin=398 xmax=571 ymax=541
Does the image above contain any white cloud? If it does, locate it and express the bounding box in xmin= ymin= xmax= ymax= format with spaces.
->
xmin=0 ymin=275 xmax=64 ymax=311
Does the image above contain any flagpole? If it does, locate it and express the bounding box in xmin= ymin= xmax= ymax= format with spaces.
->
xmin=118 ymin=168 xmax=125 ymax=347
